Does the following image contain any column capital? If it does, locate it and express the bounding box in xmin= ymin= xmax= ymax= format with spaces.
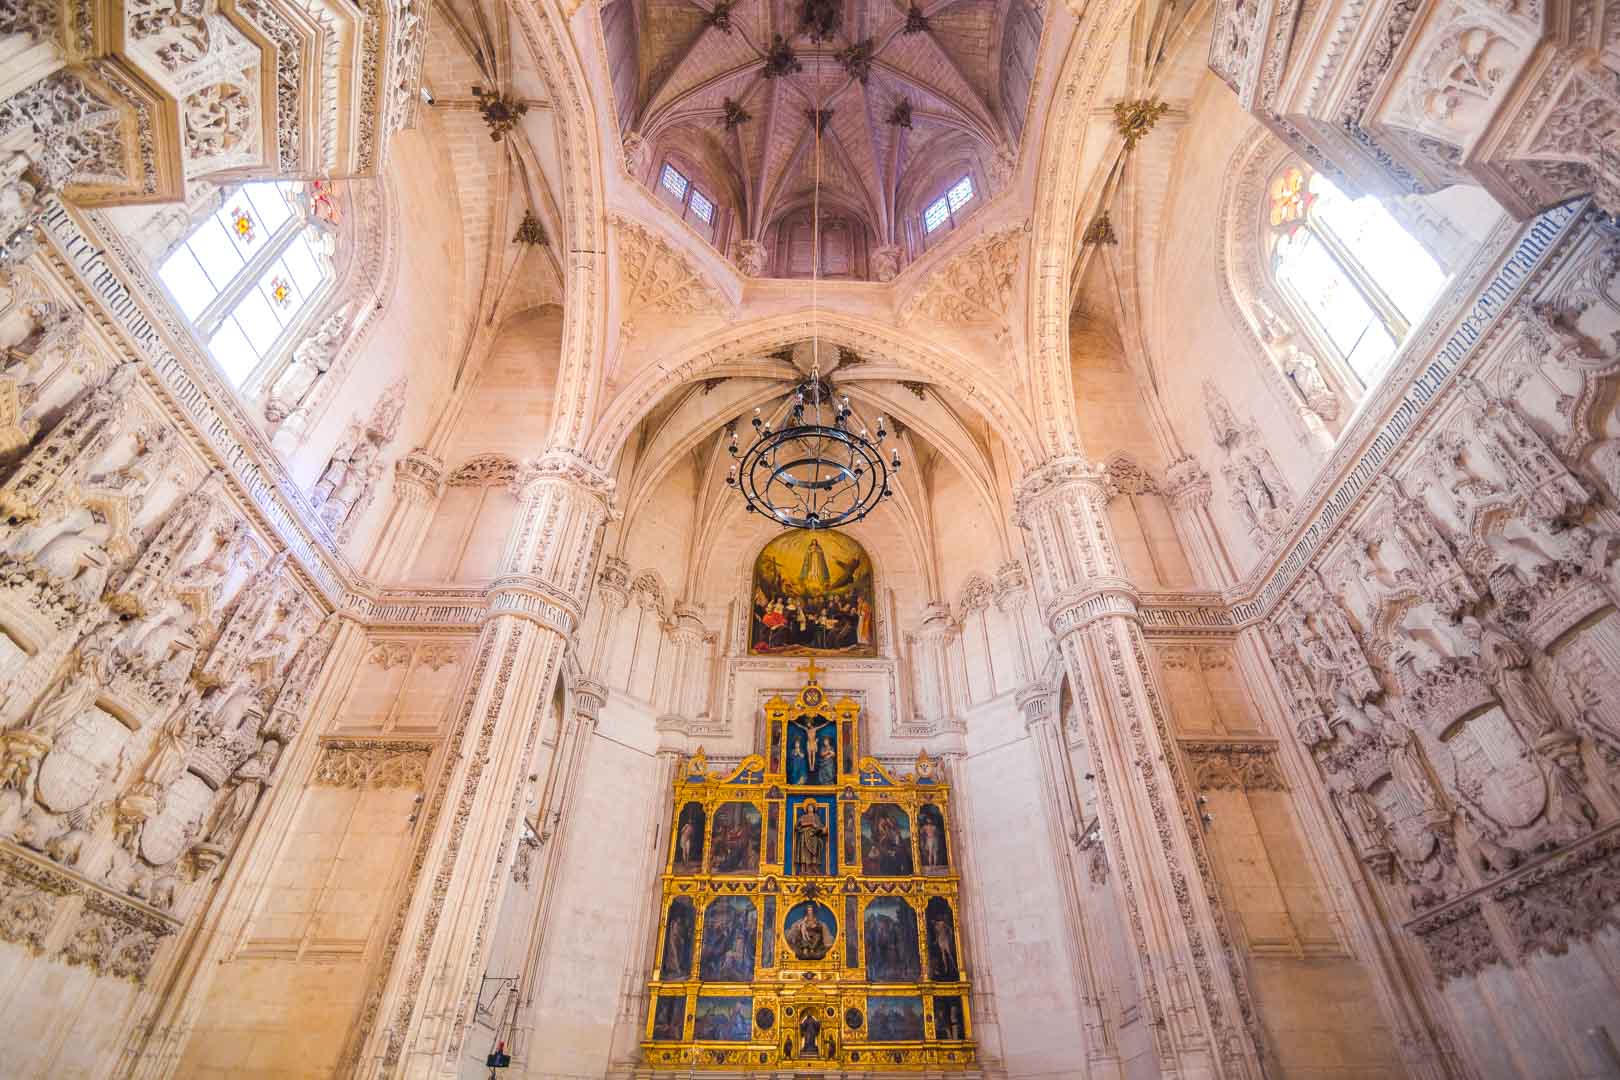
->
xmin=392 ymin=448 xmax=445 ymax=503
xmin=1012 ymin=455 xmax=1111 ymax=527
xmin=1046 ymin=580 xmax=1142 ymax=639
xmin=486 ymin=575 xmax=584 ymax=637
xmin=518 ymin=449 xmax=616 ymax=513
xmin=572 ymin=678 xmax=608 ymax=720
xmin=1015 ymin=682 xmax=1058 ymax=731
xmin=1163 ymin=454 xmax=1213 ymax=510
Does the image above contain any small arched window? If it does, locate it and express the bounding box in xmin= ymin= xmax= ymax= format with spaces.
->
xmin=1265 ymin=163 xmax=1445 ymax=388
xmin=156 ymin=181 xmax=336 ymax=388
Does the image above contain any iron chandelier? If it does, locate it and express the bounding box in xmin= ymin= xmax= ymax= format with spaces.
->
xmin=724 ymin=370 xmax=898 ymax=529
xmin=719 ymin=55 xmax=899 ymax=530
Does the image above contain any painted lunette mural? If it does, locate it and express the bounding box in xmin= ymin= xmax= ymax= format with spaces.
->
xmin=641 ymin=671 xmax=974 ymax=1071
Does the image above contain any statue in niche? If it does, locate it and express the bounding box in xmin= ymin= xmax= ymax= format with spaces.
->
xmin=1281 ymin=345 xmax=1340 ymax=421
xmin=204 ymin=739 xmax=278 ymax=848
xmin=265 ymin=306 xmax=349 ymax=422
xmin=308 ymin=378 xmax=404 ymax=539
xmin=1385 ymin=727 xmax=1449 ymax=823
xmin=793 ymin=800 xmax=829 ymax=875
xmin=1479 ymin=628 xmax=1566 ymax=740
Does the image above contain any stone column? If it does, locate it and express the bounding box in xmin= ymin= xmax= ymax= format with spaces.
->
xmin=1163 ymin=456 xmax=1238 ymax=589
xmin=911 ymin=602 xmax=955 ymax=726
xmin=122 ymin=611 xmax=371 ymax=1079
xmin=660 ymin=603 xmax=705 ymax=726
xmin=509 ymin=679 xmax=607 ymax=1069
xmin=607 ymin=741 xmax=684 ymax=1074
xmin=348 ymin=452 xmax=613 ymax=1079
xmin=1015 ymin=684 xmax=1123 ymax=1076
xmin=361 ymin=448 xmax=444 ymax=579
xmin=1014 ymin=456 xmax=1264 ymax=1079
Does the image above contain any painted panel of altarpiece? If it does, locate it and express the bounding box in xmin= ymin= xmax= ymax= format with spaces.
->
xmin=640 ymin=672 xmax=976 ymax=1071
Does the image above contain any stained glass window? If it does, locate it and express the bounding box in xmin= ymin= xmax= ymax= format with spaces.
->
xmin=1267 ymin=164 xmax=1445 ymax=388
xmin=657 ymin=159 xmax=721 ymax=241
xmin=157 ymin=181 xmax=336 ymax=389
xmin=660 ymin=163 xmax=689 ymax=199
xmin=923 ymin=173 xmax=976 ymax=236
xmin=689 ymin=188 xmax=714 ymax=224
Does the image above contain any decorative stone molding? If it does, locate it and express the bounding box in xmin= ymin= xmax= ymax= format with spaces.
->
xmin=897 ymin=225 xmax=1022 ymax=331
xmin=612 ymin=215 xmax=730 ymax=341
xmin=0 ymin=844 xmax=177 ymax=983
xmin=1180 ymin=740 xmax=1288 ymax=791
xmin=392 ymin=448 xmax=444 ymax=504
xmin=312 ymin=739 xmax=434 ymax=789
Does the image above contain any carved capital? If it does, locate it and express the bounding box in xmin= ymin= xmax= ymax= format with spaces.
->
xmin=1015 ymin=683 xmax=1057 ymax=731
xmin=1163 ymin=455 xmax=1214 ymax=510
xmin=393 ymin=448 xmax=444 ymax=503
xmin=573 ymin=678 xmax=608 ymax=720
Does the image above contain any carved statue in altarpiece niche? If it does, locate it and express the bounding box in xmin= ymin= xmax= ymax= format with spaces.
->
xmin=309 ymin=377 xmax=405 ymax=538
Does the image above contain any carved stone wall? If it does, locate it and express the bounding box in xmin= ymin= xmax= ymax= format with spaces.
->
xmin=1252 ymin=206 xmax=1620 ymax=1074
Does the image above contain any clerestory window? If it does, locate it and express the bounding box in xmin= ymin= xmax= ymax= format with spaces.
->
xmin=156 ymin=181 xmax=335 ymax=389
xmin=923 ymin=174 xmax=975 ymax=235
xmin=1265 ymin=163 xmax=1445 ymax=389
xmin=658 ymin=161 xmax=720 ymax=241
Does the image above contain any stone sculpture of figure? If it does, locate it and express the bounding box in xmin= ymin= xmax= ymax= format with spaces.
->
xmin=19 ymin=670 xmax=98 ymax=739
xmin=1332 ymin=686 xmax=1393 ymax=738
xmin=205 ymin=741 xmax=278 ymax=848
xmin=311 ymin=436 xmax=381 ymax=532
xmin=0 ymin=152 xmax=39 ymax=268
xmin=793 ymin=801 xmax=828 ymax=875
xmin=1282 ymin=345 xmax=1340 ymax=420
xmin=1479 ymin=629 xmax=1565 ymax=740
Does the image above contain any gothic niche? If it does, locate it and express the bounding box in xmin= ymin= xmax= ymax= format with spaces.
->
xmin=0 ymin=356 xmax=330 ymax=984
xmin=640 ymin=674 xmax=975 ymax=1069
xmin=1204 ymin=381 xmax=1294 ymax=547
xmin=309 ymin=376 xmax=406 ymax=540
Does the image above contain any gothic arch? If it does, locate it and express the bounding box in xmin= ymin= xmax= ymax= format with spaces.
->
xmin=1024 ymin=0 xmax=1149 ymax=460
xmin=506 ymin=0 xmax=610 ymax=458
xmin=1215 ymin=128 xmax=1346 ymax=450
xmin=584 ymin=312 xmax=1044 ymax=473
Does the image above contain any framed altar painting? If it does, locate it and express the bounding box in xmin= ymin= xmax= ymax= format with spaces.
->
xmin=748 ymin=529 xmax=876 ymax=657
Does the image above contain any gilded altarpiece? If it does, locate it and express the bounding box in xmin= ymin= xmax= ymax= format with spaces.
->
xmin=641 ymin=669 xmax=975 ymax=1070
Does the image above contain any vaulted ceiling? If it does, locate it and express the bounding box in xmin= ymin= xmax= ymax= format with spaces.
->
xmin=603 ymin=0 xmax=1043 ymax=273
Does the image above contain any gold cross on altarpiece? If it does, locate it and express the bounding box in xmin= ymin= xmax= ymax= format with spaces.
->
xmin=795 ymin=658 xmax=825 ymax=685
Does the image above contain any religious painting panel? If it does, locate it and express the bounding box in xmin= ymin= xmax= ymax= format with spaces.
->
xmin=867 ymin=996 xmax=925 ymax=1041
xmin=841 ymin=800 xmax=857 ymax=865
xmin=864 ymin=898 xmax=920 ymax=982
xmin=918 ymin=803 xmax=949 ymax=873
xmin=661 ymin=896 xmax=696 ymax=980
xmin=700 ymin=897 xmax=758 ymax=982
xmin=860 ymin=803 xmax=914 ymax=875
xmin=761 ymin=896 xmax=777 ymax=967
xmin=925 ymin=897 xmax=961 ymax=982
xmin=651 ymin=994 xmax=687 ymax=1041
xmin=749 ymin=529 xmax=876 ymax=657
xmin=782 ymin=900 xmax=838 ymax=960
xmin=709 ymin=802 xmax=762 ymax=874
xmin=785 ymin=794 xmax=836 ymax=875
xmin=844 ymin=893 xmax=860 ymax=967
xmin=672 ymin=802 xmax=705 ymax=873
xmin=693 ymin=995 xmax=754 ymax=1041
xmin=932 ymin=995 xmax=967 ymax=1040
xmin=786 ymin=714 xmax=839 ymax=785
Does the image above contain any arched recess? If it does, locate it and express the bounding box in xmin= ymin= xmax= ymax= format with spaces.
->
xmin=505 ymin=0 xmax=610 ymax=457
xmin=587 ymin=313 xmax=1044 ymax=475
xmin=411 ymin=453 xmax=523 ymax=583
xmin=1024 ymin=0 xmax=1150 ymax=459
xmin=1215 ymin=129 xmax=1352 ymax=449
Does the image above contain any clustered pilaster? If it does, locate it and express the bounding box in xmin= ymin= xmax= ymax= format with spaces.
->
xmin=1014 ymin=455 xmax=1265 ymax=1078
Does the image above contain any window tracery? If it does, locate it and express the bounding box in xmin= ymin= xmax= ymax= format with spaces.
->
xmin=656 ymin=159 xmax=722 ymax=243
xmin=1263 ymin=161 xmax=1446 ymax=389
xmin=155 ymin=180 xmax=336 ymax=389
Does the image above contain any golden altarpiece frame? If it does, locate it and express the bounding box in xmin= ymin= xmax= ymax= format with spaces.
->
xmin=640 ymin=663 xmax=976 ymax=1071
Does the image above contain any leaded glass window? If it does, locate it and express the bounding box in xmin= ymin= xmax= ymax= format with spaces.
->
xmin=157 ymin=181 xmax=336 ymax=388
xmin=1266 ymin=164 xmax=1445 ymax=388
